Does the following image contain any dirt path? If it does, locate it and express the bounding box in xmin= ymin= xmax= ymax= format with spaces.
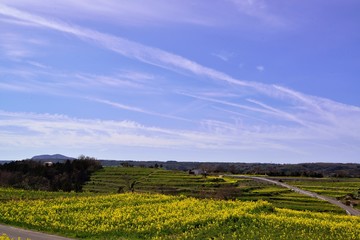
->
xmin=0 ymin=224 xmax=74 ymax=240
xmin=226 ymin=175 xmax=360 ymax=216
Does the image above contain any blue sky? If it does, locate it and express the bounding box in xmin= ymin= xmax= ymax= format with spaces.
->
xmin=0 ymin=1 xmax=360 ymax=163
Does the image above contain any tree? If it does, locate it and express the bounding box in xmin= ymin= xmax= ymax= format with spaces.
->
xmin=122 ymin=174 xmax=139 ymax=193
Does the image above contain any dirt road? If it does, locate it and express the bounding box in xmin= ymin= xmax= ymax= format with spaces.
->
xmin=226 ymin=175 xmax=360 ymax=216
xmin=0 ymin=224 xmax=73 ymax=240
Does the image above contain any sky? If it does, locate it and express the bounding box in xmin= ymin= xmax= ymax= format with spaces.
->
xmin=0 ymin=1 xmax=360 ymax=163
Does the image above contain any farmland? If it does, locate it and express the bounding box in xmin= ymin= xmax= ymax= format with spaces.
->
xmin=1 ymin=167 xmax=360 ymax=239
xmin=0 ymin=190 xmax=360 ymax=239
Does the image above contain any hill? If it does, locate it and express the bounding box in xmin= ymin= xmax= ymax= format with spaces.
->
xmin=31 ymin=154 xmax=74 ymax=161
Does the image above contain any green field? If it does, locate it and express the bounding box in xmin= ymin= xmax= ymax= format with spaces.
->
xmin=82 ymin=167 xmax=344 ymax=214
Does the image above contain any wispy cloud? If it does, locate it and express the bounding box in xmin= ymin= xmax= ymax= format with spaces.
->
xmin=0 ymin=110 xmax=321 ymax=155
xmin=0 ymin=110 xmax=182 ymax=149
xmin=228 ymin=0 xmax=286 ymax=27
xmin=26 ymin=61 xmax=50 ymax=69
xmin=0 ymin=110 xmax=269 ymax=150
xmin=0 ymin=82 xmax=31 ymax=92
xmin=0 ymin=64 xmax=156 ymax=94
xmin=0 ymin=33 xmax=32 ymax=59
xmin=1 ymin=106 xmax=359 ymax=162
xmin=1 ymin=4 xmax=359 ymax=125
xmin=0 ymin=3 xmax=294 ymax=109
xmin=0 ymin=64 xmax=189 ymax=122
xmin=212 ymin=51 xmax=234 ymax=62
xmin=0 ymin=0 xmax=217 ymax=27
xmin=87 ymin=97 xmax=193 ymax=123
xmin=0 ymin=32 xmax=47 ymax=60
xmin=256 ymin=65 xmax=264 ymax=72
xmin=0 ymin=4 xmax=253 ymax=88
xmin=212 ymin=106 xmax=269 ymax=124
xmin=0 ymin=2 xmax=280 ymax=111
xmin=75 ymin=74 xmax=144 ymax=89
xmin=179 ymin=91 xmax=280 ymax=117
xmin=1 ymin=3 xmax=360 ymax=162
xmin=246 ymin=98 xmax=307 ymax=126
xmin=179 ymin=88 xmax=360 ymax=145
xmin=1 ymin=1 xmax=290 ymax=29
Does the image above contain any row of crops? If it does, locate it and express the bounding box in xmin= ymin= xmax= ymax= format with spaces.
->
xmin=279 ymin=177 xmax=360 ymax=209
xmin=82 ymin=167 xmax=345 ymax=213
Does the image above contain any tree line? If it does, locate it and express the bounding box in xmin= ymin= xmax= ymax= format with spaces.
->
xmin=111 ymin=161 xmax=360 ymax=178
xmin=0 ymin=155 xmax=102 ymax=192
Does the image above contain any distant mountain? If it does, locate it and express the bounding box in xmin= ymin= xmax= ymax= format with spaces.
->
xmin=31 ymin=154 xmax=75 ymax=161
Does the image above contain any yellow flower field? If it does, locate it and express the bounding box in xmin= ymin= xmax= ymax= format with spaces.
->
xmin=0 ymin=192 xmax=359 ymax=239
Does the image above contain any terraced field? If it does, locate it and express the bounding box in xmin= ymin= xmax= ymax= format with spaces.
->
xmin=279 ymin=177 xmax=360 ymax=209
xmin=280 ymin=178 xmax=360 ymax=198
xmin=83 ymin=167 xmax=344 ymax=213
xmin=83 ymin=167 xmax=214 ymax=195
